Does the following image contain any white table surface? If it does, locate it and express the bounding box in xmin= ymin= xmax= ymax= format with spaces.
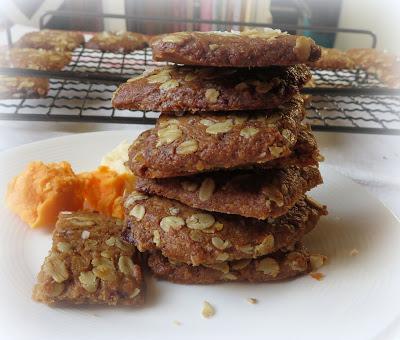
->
xmin=0 ymin=120 xmax=399 ymax=218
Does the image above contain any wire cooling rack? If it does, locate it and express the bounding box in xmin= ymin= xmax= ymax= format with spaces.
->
xmin=0 ymin=49 xmax=399 ymax=134
xmin=56 ymin=46 xmax=388 ymax=89
xmin=0 ymin=11 xmax=399 ymax=134
xmin=0 ymin=77 xmax=399 ymax=134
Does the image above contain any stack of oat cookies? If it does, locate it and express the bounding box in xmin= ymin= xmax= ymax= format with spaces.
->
xmin=113 ymin=30 xmax=328 ymax=284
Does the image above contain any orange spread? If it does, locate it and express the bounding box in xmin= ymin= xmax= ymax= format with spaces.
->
xmin=6 ymin=162 xmax=134 ymax=228
xmin=6 ymin=161 xmax=83 ymax=228
xmin=79 ymin=166 xmax=134 ymax=220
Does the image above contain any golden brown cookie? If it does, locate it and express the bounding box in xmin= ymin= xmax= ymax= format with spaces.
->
xmin=346 ymin=48 xmax=395 ymax=71
xmin=111 ymin=64 xmax=311 ymax=112
xmin=128 ymin=97 xmax=306 ymax=178
xmin=148 ymin=243 xmax=315 ymax=284
xmin=32 ymin=212 xmax=144 ymax=306
xmin=130 ymin=122 xmax=321 ymax=179
xmin=15 ymin=29 xmax=84 ymax=52
xmin=346 ymin=48 xmax=400 ymax=88
xmin=86 ymin=31 xmax=147 ymax=53
xmin=151 ymin=30 xmax=321 ymax=67
xmin=376 ymin=62 xmax=400 ymax=88
xmin=0 ymin=47 xmax=10 ymax=66
xmin=309 ymin=47 xmax=355 ymax=70
xmin=123 ymin=195 xmax=327 ymax=266
xmin=0 ymin=76 xmax=48 ymax=99
xmin=262 ymin=125 xmax=322 ymax=169
xmin=0 ymin=48 xmax=71 ymax=99
xmin=136 ymin=166 xmax=322 ymax=220
xmin=9 ymin=48 xmax=71 ymax=70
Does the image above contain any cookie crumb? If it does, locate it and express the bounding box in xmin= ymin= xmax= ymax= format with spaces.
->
xmin=349 ymin=249 xmax=359 ymax=256
xmin=310 ymin=254 xmax=328 ymax=271
xmin=310 ymin=272 xmax=325 ymax=281
xmin=201 ymin=301 xmax=215 ymax=319
xmin=173 ymin=320 xmax=181 ymax=326
xmin=247 ymin=298 xmax=257 ymax=304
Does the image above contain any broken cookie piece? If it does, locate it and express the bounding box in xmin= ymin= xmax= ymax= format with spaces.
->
xmin=32 ymin=212 xmax=144 ymax=306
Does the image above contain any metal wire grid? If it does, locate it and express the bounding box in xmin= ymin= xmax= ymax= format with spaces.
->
xmin=63 ymin=46 xmax=387 ymax=89
xmin=1 ymin=78 xmax=399 ymax=134
xmin=0 ymin=79 xmax=159 ymax=124
xmin=0 ymin=17 xmax=398 ymax=133
xmin=305 ymin=95 xmax=400 ymax=133
xmin=310 ymin=68 xmax=384 ymax=88
xmin=65 ymin=47 xmax=163 ymax=76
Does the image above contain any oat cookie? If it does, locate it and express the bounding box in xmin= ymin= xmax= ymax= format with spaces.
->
xmin=151 ymin=30 xmax=321 ymax=67
xmin=0 ymin=76 xmax=48 ymax=99
xmin=111 ymin=64 xmax=311 ymax=112
xmin=16 ymin=29 xmax=84 ymax=52
xmin=136 ymin=166 xmax=322 ymax=219
xmin=261 ymin=125 xmax=322 ymax=169
xmin=86 ymin=31 xmax=147 ymax=53
xmin=309 ymin=48 xmax=355 ymax=70
xmin=9 ymin=48 xmax=71 ymax=70
xmin=346 ymin=48 xmax=396 ymax=71
xmin=128 ymin=97 xmax=305 ymax=178
xmin=32 ymin=212 xmax=144 ymax=306
xmin=123 ymin=194 xmax=327 ymax=266
xmin=0 ymin=48 xmax=70 ymax=99
xmin=148 ymin=243 xmax=314 ymax=284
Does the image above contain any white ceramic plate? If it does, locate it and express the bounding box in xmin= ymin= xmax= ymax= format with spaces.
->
xmin=1 ymin=130 xmax=400 ymax=340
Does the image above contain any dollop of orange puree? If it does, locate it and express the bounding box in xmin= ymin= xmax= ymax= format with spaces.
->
xmin=79 ymin=166 xmax=134 ymax=220
xmin=6 ymin=162 xmax=134 ymax=228
xmin=6 ymin=161 xmax=83 ymax=228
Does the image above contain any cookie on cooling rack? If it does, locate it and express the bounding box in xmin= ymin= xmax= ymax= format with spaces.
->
xmin=9 ymin=48 xmax=71 ymax=70
xmin=123 ymin=194 xmax=326 ymax=266
xmin=309 ymin=48 xmax=355 ymax=70
xmin=0 ymin=76 xmax=48 ymax=99
xmin=111 ymin=64 xmax=311 ymax=112
xmin=136 ymin=166 xmax=322 ymax=220
xmin=32 ymin=212 xmax=144 ymax=306
xmin=148 ymin=243 xmax=322 ymax=284
xmin=86 ymin=31 xmax=147 ymax=53
xmin=346 ymin=48 xmax=396 ymax=71
xmin=150 ymin=30 xmax=321 ymax=67
xmin=0 ymin=48 xmax=71 ymax=99
xmin=15 ymin=29 xmax=84 ymax=52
